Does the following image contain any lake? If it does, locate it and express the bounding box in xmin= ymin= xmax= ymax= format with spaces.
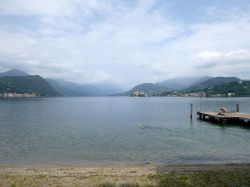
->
xmin=0 ymin=97 xmax=250 ymax=166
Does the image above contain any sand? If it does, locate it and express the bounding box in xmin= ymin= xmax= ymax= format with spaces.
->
xmin=0 ymin=164 xmax=250 ymax=187
xmin=0 ymin=165 xmax=156 ymax=187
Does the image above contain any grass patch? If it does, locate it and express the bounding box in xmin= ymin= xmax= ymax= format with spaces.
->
xmin=98 ymin=182 xmax=115 ymax=187
xmin=148 ymin=169 xmax=250 ymax=187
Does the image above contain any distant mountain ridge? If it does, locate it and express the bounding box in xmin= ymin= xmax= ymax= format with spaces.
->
xmin=120 ymin=76 xmax=244 ymax=96
xmin=94 ymin=82 xmax=124 ymax=96
xmin=47 ymin=79 xmax=101 ymax=96
xmin=47 ymin=79 xmax=123 ymax=96
xmin=157 ymin=76 xmax=211 ymax=90
xmin=0 ymin=69 xmax=123 ymax=97
xmin=1 ymin=69 xmax=246 ymax=97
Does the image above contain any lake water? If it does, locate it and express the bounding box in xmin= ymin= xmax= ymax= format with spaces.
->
xmin=0 ymin=97 xmax=250 ymax=166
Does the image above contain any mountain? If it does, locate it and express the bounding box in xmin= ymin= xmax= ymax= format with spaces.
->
xmin=47 ymin=79 xmax=123 ymax=96
xmin=0 ymin=68 xmax=30 ymax=77
xmin=157 ymin=76 xmax=211 ymax=90
xmin=0 ymin=75 xmax=60 ymax=96
xmin=47 ymin=79 xmax=101 ymax=96
xmin=120 ymin=83 xmax=169 ymax=96
xmin=197 ymin=80 xmax=250 ymax=97
xmin=188 ymin=77 xmax=241 ymax=90
xmin=94 ymin=83 xmax=124 ymax=95
xmin=0 ymin=69 xmax=123 ymax=97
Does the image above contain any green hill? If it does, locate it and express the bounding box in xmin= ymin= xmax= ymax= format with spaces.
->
xmin=203 ymin=81 xmax=250 ymax=96
xmin=188 ymin=77 xmax=241 ymax=90
xmin=120 ymin=83 xmax=168 ymax=96
xmin=157 ymin=76 xmax=211 ymax=90
xmin=0 ymin=75 xmax=60 ymax=96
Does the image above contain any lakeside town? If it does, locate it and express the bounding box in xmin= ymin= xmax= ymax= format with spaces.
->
xmin=0 ymin=91 xmax=236 ymax=98
xmin=130 ymin=91 xmax=236 ymax=97
xmin=0 ymin=92 xmax=38 ymax=98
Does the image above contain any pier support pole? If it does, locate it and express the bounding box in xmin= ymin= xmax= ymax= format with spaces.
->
xmin=190 ymin=103 xmax=193 ymax=119
xmin=199 ymin=113 xmax=201 ymax=119
xmin=236 ymin=104 xmax=239 ymax=112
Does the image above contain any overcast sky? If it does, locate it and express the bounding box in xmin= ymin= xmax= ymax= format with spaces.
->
xmin=0 ymin=0 xmax=250 ymax=88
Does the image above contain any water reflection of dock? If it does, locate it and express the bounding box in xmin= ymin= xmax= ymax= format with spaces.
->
xmin=197 ymin=111 xmax=250 ymax=124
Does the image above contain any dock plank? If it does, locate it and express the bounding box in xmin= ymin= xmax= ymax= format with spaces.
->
xmin=197 ymin=111 xmax=250 ymax=124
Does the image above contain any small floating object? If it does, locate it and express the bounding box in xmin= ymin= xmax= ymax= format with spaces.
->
xmin=137 ymin=124 xmax=145 ymax=128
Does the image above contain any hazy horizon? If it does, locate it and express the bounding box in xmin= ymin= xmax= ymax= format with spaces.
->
xmin=0 ymin=0 xmax=250 ymax=88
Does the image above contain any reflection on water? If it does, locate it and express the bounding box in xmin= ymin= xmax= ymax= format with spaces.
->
xmin=0 ymin=97 xmax=250 ymax=165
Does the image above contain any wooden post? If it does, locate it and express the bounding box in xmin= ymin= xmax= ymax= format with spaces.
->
xmin=190 ymin=103 xmax=193 ymax=119
xmin=236 ymin=104 xmax=239 ymax=112
xmin=199 ymin=113 xmax=201 ymax=119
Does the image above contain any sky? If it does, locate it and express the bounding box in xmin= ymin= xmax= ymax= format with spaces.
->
xmin=0 ymin=0 xmax=250 ymax=89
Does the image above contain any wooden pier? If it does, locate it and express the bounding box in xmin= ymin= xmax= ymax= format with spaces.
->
xmin=197 ymin=111 xmax=250 ymax=125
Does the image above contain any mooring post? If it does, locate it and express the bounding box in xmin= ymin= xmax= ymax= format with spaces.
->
xmin=236 ymin=104 xmax=239 ymax=112
xmin=190 ymin=103 xmax=193 ymax=119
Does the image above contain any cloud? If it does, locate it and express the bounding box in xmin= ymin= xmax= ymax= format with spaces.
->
xmin=149 ymin=11 xmax=250 ymax=79
xmin=0 ymin=0 xmax=106 ymax=17
xmin=198 ymin=49 xmax=250 ymax=64
xmin=0 ymin=0 xmax=250 ymax=87
xmin=194 ymin=49 xmax=250 ymax=78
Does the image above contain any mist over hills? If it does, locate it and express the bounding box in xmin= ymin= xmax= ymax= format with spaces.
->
xmin=186 ymin=77 xmax=241 ymax=91
xmin=119 ymin=77 xmax=211 ymax=96
xmin=94 ymin=82 xmax=124 ymax=96
xmin=47 ymin=79 xmax=123 ymax=96
xmin=157 ymin=76 xmax=211 ymax=90
xmin=46 ymin=79 xmax=99 ymax=96
xmin=0 ymin=69 xmax=30 ymax=77
xmin=0 ymin=69 xmax=249 ymax=97
xmin=119 ymin=76 xmax=245 ymax=96
xmin=0 ymin=69 xmax=123 ymax=97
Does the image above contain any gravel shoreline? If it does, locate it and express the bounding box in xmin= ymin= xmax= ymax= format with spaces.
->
xmin=0 ymin=163 xmax=250 ymax=186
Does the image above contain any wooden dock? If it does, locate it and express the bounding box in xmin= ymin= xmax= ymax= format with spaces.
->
xmin=197 ymin=111 xmax=250 ymax=124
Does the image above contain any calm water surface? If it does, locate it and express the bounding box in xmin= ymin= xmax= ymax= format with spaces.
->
xmin=0 ymin=97 xmax=250 ymax=165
